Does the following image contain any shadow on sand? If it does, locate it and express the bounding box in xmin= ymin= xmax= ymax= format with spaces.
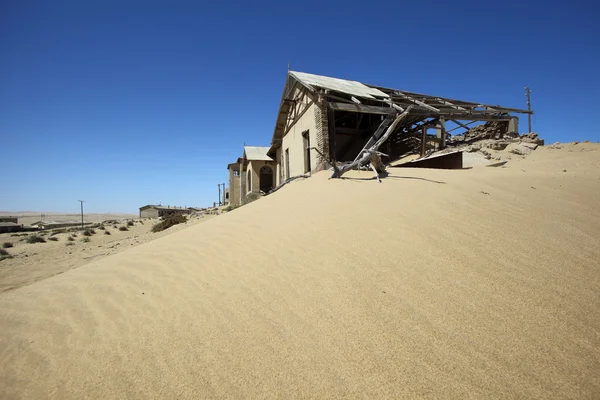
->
xmin=339 ymin=174 xmax=446 ymax=184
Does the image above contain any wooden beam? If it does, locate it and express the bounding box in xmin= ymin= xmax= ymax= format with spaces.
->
xmin=325 ymin=94 xmax=355 ymax=104
xmin=442 ymin=114 xmax=513 ymax=121
xmin=284 ymin=99 xmax=314 ymax=136
xmin=384 ymin=99 xmax=405 ymax=112
xmin=421 ymin=126 xmax=426 ymax=157
xmin=394 ymin=90 xmax=532 ymax=114
xmin=331 ymin=109 xmax=413 ymax=179
xmin=449 ymin=120 xmax=473 ymax=131
xmin=435 ymin=98 xmax=466 ymax=111
xmin=394 ymin=91 xmax=440 ymax=112
xmin=407 ymin=109 xmax=517 ymax=121
xmin=352 ymin=114 xmax=397 ymax=162
xmin=479 ymin=105 xmax=498 ymax=112
xmin=351 ymin=96 xmax=361 ymax=104
xmin=329 ymin=102 xmax=394 ymax=115
xmin=440 ymin=117 xmax=446 ymax=150
xmin=447 ymin=120 xmax=478 ymax=133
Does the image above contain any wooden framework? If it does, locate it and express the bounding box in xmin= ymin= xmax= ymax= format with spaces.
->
xmin=268 ymin=71 xmax=533 ymax=179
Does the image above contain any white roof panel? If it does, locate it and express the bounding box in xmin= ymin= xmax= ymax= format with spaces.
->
xmin=244 ymin=146 xmax=273 ymax=161
xmin=290 ymin=71 xmax=389 ymax=100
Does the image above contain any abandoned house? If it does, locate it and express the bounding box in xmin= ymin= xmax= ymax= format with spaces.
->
xmin=227 ymin=146 xmax=277 ymax=206
xmin=139 ymin=205 xmax=191 ymax=219
xmin=0 ymin=217 xmax=19 ymax=224
xmin=226 ymin=162 xmax=240 ymax=206
xmin=0 ymin=222 xmax=23 ymax=234
xmin=223 ymin=187 xmax=230 ymax=205
xmin=266 ymin=71 xmax=532 ymax=185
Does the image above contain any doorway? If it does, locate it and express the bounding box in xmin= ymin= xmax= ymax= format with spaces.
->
xmin=259 ymin=166 xmax=273 ymax=193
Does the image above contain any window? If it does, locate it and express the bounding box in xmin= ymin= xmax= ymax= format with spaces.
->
xmin=285 ymin=149 xmax=290 ymax=180
xmin=233 ymin=170 xmax=239 ymax=176
xmin=302 ymin=130 xmax=311 ymax=173
xmin=247 ymin=170 xmax=252 ymax=193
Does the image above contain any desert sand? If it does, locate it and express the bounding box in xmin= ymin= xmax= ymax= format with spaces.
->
xmin=0 ymin=212 xmax=138 ymax=227
xmin=0 ymin=215 xmax=214 ymax=292
xmin=1 ymin=142 xmax=599 ymax=399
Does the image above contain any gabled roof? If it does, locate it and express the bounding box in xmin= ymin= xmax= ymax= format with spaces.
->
xmin=243 ymin=146 xmax=272 ymax=161
xmin=290 ymin=71 xmax=389 ymax=100
xmin=269 ymin=70 xmax=532 ymax=156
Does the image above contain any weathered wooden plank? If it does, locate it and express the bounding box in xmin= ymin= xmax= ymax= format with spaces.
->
xmin=394 ymin=91 xmax=440 ymax=112
xmin=331 ymin=108 xmax=414 ymax=180
xmin=283 ymin=99 xmax=315 ymax=136
xmin=329 ymin=102 xmax=394 ymax=115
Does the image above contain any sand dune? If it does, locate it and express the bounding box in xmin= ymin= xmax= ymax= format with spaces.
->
xmin=1 ymin=143 xmax=599 ymax=399
xmin=0 ymin=215 xmax=215 ymax=292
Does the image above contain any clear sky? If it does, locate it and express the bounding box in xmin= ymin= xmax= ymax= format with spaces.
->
xmin=1 ymin=0 xmax=599 ymax=214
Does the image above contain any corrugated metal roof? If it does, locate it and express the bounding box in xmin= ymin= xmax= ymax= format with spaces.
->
xmin=244 ymin=146 xmax=273 ymax=161
xmin=290 ymin=71 xmax=389 ymax=100
xmin=140 ymin=205 xmax=189 ymax=211
xmin=30 ymin=221 xmax=80 ymax=226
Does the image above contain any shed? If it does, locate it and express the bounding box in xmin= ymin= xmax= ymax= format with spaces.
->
xmin=0 ymin=222 xmax=23 ymax=233
xmin=139 ymin=205 xmax=190 ymax=219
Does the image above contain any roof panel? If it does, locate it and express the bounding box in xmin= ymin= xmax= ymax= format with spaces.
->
xmin=290 ymin=71 xmax=389 ymax=100
xmin=244 ymin=146 xmax=273 ymax=161
xmin=141 ymin=205 xmax=189 ymax=211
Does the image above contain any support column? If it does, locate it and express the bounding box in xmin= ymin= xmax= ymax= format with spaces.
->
xmin=508 ymin=117 xmax=519 ymax=134
xmin=421 ymin=126 xmax=426 ymax=157
xmin=439 ymin=118 xmax=446 ymax=150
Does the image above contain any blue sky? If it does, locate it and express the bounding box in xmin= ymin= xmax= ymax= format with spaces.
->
xmin=1 ymin=0 xmax=598 ymax=213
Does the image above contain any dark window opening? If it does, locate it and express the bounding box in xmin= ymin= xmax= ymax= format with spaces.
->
xmin=302 ymin=130 xmax=311 ymax=173
xmin=285 ymin=149 xmax=290 ymax=180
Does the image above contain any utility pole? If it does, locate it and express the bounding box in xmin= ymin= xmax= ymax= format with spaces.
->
xmin=78 ymin=200 xmax=84 ymax=228
xmin=525 ymin=86 xmax=532 ymax=133
xmin=216 ymin=183 xmax=227 ymax=206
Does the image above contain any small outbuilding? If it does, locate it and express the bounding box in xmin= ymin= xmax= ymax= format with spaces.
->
xmin=139 ymin=205 xmax=190 ymax=219
xmin=0 ymin=222 xmax=22 ymax=233
xmin=0 ymin=217 xmax=19 ymax=224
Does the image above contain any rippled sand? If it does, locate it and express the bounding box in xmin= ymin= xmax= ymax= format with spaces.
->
xmin=1 ymin=143 xmax=599 ymax=399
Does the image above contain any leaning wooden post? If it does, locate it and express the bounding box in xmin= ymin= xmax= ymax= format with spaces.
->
xmin=421 ymin=126 xmax=426 ymax=157
xmin=439 ymin=117 xmax=446 ymax=150
xmin=330 ymin=107 xmax=413 ymax=180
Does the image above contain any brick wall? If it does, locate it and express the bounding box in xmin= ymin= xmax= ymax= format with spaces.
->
xmin=314 ymin=94 xmax=330 ymax=171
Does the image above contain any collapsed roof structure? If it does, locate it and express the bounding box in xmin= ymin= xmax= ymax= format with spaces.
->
xmin=268 ymin=71 xmax=532 ymax=176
